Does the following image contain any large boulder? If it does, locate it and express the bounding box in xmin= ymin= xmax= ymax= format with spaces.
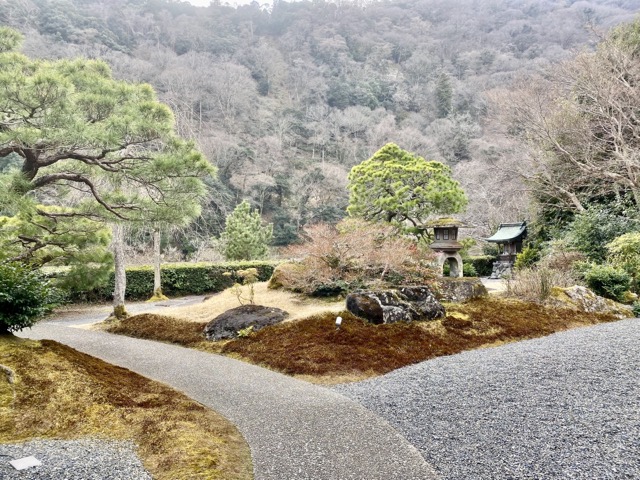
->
xmin=547 ymin=285 xmax=633 ymax=319
xmin=435 ymin=278 xmax=488 ymax=303
xmin=346 ymin=286 xmax=445 ymax=324
xmin=204 ymin=305 xmax=289 ymax=340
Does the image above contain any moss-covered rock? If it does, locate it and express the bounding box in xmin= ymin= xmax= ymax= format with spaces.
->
xmin=547 ymin=285 xmax=633 ymax=319
xmin=267 ymin=263 xmax=301 ymax=290
xmin=434 ymin=277 xmax=488 ymax=303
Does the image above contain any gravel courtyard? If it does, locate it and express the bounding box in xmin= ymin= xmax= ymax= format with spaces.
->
xmin=336 ymin=318 xmax=640 ymax=479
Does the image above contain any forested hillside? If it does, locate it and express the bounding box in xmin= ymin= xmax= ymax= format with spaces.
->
xmin=1 ymin=0 xmax=638 ymax=251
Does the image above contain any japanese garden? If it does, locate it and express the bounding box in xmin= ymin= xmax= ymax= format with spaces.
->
xmin=1 ymin=1 xmax=639 ymax=478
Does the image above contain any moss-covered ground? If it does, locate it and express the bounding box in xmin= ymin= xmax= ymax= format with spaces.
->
xmin=0 ymin=336 xmax=253 ymax=480
xmin=106 ymin=297 xmax=618 ymax=384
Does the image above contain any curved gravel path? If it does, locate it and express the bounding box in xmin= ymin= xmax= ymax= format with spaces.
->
xmin=336 ymin=318 xmax=640 ymax=479
xmin=17 ymin=315 xmax=437 ymax=480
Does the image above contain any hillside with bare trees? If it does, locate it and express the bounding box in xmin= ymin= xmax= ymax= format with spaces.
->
xmin=1 ymin=0 xmax=639 ymax=252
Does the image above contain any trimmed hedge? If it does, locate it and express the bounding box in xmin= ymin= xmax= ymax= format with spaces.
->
xmin=68 ymin=261 xmax=277 ymax=301
xmin=467 ymin=255 xmax=496 ymax=277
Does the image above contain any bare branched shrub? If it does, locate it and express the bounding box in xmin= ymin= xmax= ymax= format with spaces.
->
xmin=538 ymin=239 xmax=587 ymax=273
xmin=275 ymin=219 xmax=436 ymax=295
xmin=506 ymin=267 xmax=576 ymax=303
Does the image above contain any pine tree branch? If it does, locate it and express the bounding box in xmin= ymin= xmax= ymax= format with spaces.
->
xmin=30 ymin=173 xmax=132 ymax=219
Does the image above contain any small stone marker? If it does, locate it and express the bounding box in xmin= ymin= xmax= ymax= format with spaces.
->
xmin=335 ymin=316 xmax=343 ymax=329
xmin=10 ymin=456 xmax=42 ymax=471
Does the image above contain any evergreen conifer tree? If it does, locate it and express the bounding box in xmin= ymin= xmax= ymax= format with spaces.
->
xmin=347 ymin=143 xmax=467 ymax=237
xmin=0 ymin=27 xmax=214 ymax=319
xmin=220 ymin=201 xmax=272 ymax=261
xmin=435 ymin=72 xmax=453 ymax=118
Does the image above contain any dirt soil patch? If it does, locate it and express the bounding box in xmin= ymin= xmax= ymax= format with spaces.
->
xmin=159 ymin=282 xmax=344 ymax=323
xmin=106 ymin=297 xmax=618 ymax=384
xmin=0 ymin=336 xmax=252 ymax=480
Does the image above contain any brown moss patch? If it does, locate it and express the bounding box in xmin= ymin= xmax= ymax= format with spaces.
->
xmin=0 ymin=337 xmax=252 ymax=480
xmin=106 ymin=313 xmax=208 ymax=347
xmin=107 ymin=297 xmax=618 ymax=382
xmin=220 ymin=297 xmax=618 ymax=378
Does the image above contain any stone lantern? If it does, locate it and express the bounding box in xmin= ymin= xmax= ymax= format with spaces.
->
xmin=426 ymin=218 xmax=466 ymax=277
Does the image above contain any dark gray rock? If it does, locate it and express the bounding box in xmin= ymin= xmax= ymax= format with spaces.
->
xmin=346 ymin=287 xmax=445 ymax=324
xmin=382 ymin=305 xmax=413 ymax=324
xmin=204 ymin=304 xmax=289 ymax=340
xmin=490 ymin=260 xmax=512 ymax=279
xmin=346 ymin=293 xmax=385 ymax=324
xmin=434 ymin=278 xmax=488 ymax=303
xmin=399 ymin=286 xmax=447 ymax=317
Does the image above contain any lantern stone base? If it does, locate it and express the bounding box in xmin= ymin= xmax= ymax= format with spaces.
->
xmin=434 ymin=251 xmax=464 ymax=278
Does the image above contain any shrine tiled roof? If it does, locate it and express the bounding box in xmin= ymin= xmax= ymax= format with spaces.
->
xmin=486 ymin=222 xmax=527 ymax=242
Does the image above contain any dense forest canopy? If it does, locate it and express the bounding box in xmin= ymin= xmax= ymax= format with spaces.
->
xmin=1 ymin=0 xmax=639 ymax=251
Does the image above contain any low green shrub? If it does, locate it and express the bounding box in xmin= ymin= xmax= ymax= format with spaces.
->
xmin=66 ymin=261 xmax=277 ymax=301
xmin=467 ymin=255 xmax=496 ymax=277
xmin=565 ymin=206 xmax=639 ymax=263
xmin=463 ymin=263 xmax=478 ymax=277
xmin=584 ymin=264 xmax=631 ymax=302
xmin=0 ymin=262 xmax=58 ymax=333
xmin=632 ymin=301 xmax=640 ymax=317
xmin=607 ymin=232 xmax=640 ymax=292
xmin=514 ymin=246 xmax=540 ymax=270
xmin=443 ymin=262 xmax=478 ymax=277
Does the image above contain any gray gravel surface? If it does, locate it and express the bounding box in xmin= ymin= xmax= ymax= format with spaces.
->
xmin=0 ymin=439 xmax=150 ymax=480
xmin=335 ymin=318 xmax=640 ymax=480
xmin=18 ymin=318 xmax=438 ymax=480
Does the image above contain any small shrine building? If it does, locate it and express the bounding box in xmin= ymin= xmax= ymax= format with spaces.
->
xmin=485 ymin=221 xmax=527 ymax=278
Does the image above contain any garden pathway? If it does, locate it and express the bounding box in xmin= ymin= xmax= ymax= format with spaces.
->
xmin=18 ymin=309 xmax=438 ymax=480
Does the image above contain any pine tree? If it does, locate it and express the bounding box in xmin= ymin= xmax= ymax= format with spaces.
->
xmin=220 ymin=201 xmax=272 ymax=261
xmin=0 ymin=27 xmax=214 ymax=319
xmin=347 ymin=143 xmax=467 ymax=236
xmin=435 ymin=72 xmax=453 ymax=118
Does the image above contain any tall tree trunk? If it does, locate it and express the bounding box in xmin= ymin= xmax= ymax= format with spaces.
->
xmin=149 ymin=228 xmax=167 ymax=301
xmin=111 ymin=224 xmax=128 ymax=320
xmin=154 ymin=228 xmax=161 ymax=293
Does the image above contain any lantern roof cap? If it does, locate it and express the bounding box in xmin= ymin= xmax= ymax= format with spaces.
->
xmin=423 ymin=217 xmax=467 ymax=228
